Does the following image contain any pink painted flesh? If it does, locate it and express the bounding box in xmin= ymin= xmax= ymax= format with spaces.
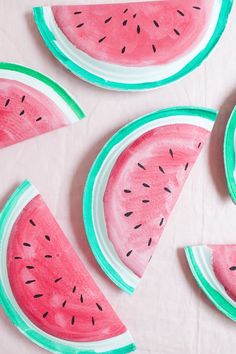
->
xmin=211 ymin=245 xmax=236 ymax=302
xmin=0 ymin=79 xmax=69 ymax=149
xmin=52 ymin=0 xmax=213 ymax=66
xmin=104 ymin=124 xmax=210 ymax=277
xmin=7 ymin=195 xmax=126 ymax=341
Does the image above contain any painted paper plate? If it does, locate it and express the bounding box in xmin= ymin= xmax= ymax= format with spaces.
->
xmin=0 ymin=62 xmax=85 ymax=149
xmin=185 ymin=245 xmax=236 ymax=322
xmin=83 ymin=107 xmax=218 ymax=294
xmin=224 ymin=107 xmax=236 ymax=203
xmin=0 ymin=181 xmax=135 ymax=354
xmin=33 ymin=0 xmax=233 ymax=91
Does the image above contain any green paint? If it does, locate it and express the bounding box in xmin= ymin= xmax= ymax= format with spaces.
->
xmin=33 ymin=1 xmax=233 ymax=91
xmin=185 ymin=246 xmax=236 ymax=321
xmin=0 ymin=181 xmax=136 ymax=354
xmin=0 ymin=62 xmax=85 ymax=119
xmin=83 ymin=107 xmax=218 ymax=294
xmin=224 ymin=107 xmax=236 ymax=203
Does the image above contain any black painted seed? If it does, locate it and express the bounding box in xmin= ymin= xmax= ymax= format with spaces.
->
xmin=149 ymin=256 xmax=152 ymax=263
xmin=71 ymin=316 xmax=75 ymax=325
xmin=153 ymin=20 xmax=159 ymax=28
xmin=92 ymin=316 xmax=95 ymax=325
xmin=55 ymin=277 xmax=62 ymax=283
xmin=29 ymin=219 xmax=36 ymax=226
xmin=98 ymin=36 xmax=106 ymax=43
xmin=74 ymin=11 xmax=82 ymax=14
xmin=133 ymin=13 xmax=137 ymax=18
xmin=14 ymin=256 xmax=22 ymax=259
xmin=124 ymin=189 xmax=131 ymax=193
xmin=169 ymin=149 xmax=174 ymax=158
xmin=164 ymin=187 xmax=172 ymax=193
xmin=25 ymin=280 xmax=36 ymax=284
xmin=121 ymin=46 xmax=126 ymax=54
xmin=123 ymin=8 xmax=128 ymax=13
xmin=43 ymin=311 xmax=48 ymax=318
xmin=193 ymin=6 xmax=201 ymax=10
xmin=76 ymin=23 xmax=84 ymax=28
xmin=230 ymin=266 xmax=236 ymax=271
xmin=96 ymin=303 xmax=103 ymax=311
xmin=34 ymin=294 xmax=43 ymax=298
xmin=36 ymin=117 xmax=42 ymax=122
xmin=80 ymin=294 xmax=84 ymax=303
xmin=126 ymin=250 xmax=133 ymax=257
xmin=142 ymin=200 xmax=150 ymax=203
xmin=185 ymin=163 xmax=189 ymax=171
xmin=152 ymin=44 xmax=156 ymax=53
xmin=134 ymin=223 xmax=142 ymax=229
xmin=23 ymin=242 xmax=31 ymax=247
xmin=143 ymin=183 xmax=150 ymax=188
xmin=124 ymin=212 xmax=133 ymax=217
xmin=159 ymin=166 xmax=165 ymax=174
xmin=137 ymin=25 xmax=140 ymax=34
xmin=62 ymin=300 xmax=67 ymax=307
xmin=72 ymin=286 xmax=76 ymax=293
xmin=45 ymin=255 xmax=52 ymax=258
xmin=45 ymin=235 xmax=50 ymax=241
xmin=160 ymin=218 xmax=164 ymax=226
xmin=105 ymin=16 xmax=112 ymax=23
xmin=198 ymin=142 xmax=202 ymax=149
xmin=174 ymin=29 xmax=180 ymax=36
xmin=26 ymin=265 xmax=34 ymax=269
xmin=21 ymin=95 xmax=25 ymax=102
xmin=177 ymin=9 xmax=185 ymax=16
xmin=5 ymin=98 xmax=10 ymax=107
xmin=123 ymin=19 xmax=128 ymax=26
xmin=138 ymin=162 xmax=146 ymax=170
xmin=19 ymin=110 xmax=25 ymax=116
xmin=148 ymin=238 xmax=152 ymax=246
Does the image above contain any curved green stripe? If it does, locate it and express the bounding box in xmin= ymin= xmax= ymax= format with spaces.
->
xmin=185 ymin=247 xmax=236 ymax=321
xmin=0 ymin=181 xmax=135 ymax=354
xmin=33 ymin=1 xmax=233 ymax=91
xmin=224 ymin=107 xmax=236 ymax=203
xmin=83 ymin=107 xmax=218 ymax=294
xmin=0 ymin=62 xmax=85 ymax=119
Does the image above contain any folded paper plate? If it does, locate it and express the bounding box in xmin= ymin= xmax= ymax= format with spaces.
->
xmin=83 ymin=107 xmax=218 ymax=294
xmin=33 ymin=0 xmax=233 ymax=91
xmin=186 ymin=245 xmax=236 ymax=321
xmin=0 ymin=62 xmax=85 ymax=149
xmin=0 ymin=181 xmax=135 ymax=354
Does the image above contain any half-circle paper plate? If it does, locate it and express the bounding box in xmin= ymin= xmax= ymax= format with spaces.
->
xmin=0 ymin=181 xmax=135 ymax=354
xmin=33 ymin=0 xmax=233 ymax=91
xmin=83 ymin=107 xmax=218 ymax=294
xmin=224 ymin=107 xmax=236 ymax=204
xmin=0 ymin=62 xmax=85 ymax=149
xmin=185 ymin=245 xmax=236 ymax=322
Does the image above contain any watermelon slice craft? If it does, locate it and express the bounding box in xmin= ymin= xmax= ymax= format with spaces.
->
xmin=0 ymin=181 xmax=135 ymax=354
xmin=224 ymin=107 xmax=236 ymax=204
xmin=33 ymin=1 xmax=233 ymax=91
xmin=185 ymin=245 xmax=236 ymax=322
xmin=0 ymin=62 xmax=85 ymax=149
xmin=83 ymin=107 xmax=218 ymax=294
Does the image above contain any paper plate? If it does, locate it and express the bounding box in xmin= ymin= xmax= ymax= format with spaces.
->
xmin=185 ymin=245 xmax=236 ymax=321
xmin=33 ymin=0 xmax=233 ymax=91
xmin=0 ymin=180 xmax=135 ymax=354
xmin=83 ymin=107 xmax=218 ymax=294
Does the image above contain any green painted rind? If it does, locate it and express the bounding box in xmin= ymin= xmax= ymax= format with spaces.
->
xmin=224 ymin=107 xmax=236 ymax=204
xmin=185 ymin=246 xmax=236 ymax=322
xmin=0 ymin=62 xmax=85 ymax=119
xmin=83 ymin=107 xmax=218 ymax=294
xmin=0 ymin=181 xmax=136 ymax=354
xmin=33 ymin=2 xmax=233 ymax=91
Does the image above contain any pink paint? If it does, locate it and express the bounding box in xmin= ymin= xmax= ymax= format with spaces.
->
xmin=52 ymin=0 xmax=213 ymax=67
xmin=104 ymin=124 xmax=210 ymax=277
xmin=0 ymin=79 xmax=68 ymax=149
xmin=7 ymin=195 xmax=126 ymax=341
xmin=211 ymin=245 xmax=236 ymax=302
